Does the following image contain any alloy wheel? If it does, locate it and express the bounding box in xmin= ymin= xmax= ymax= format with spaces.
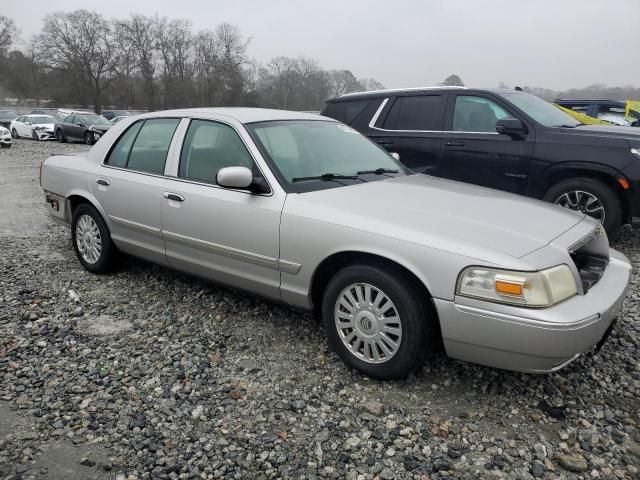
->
xmin=554 ymin=190 xmax=605 ymax=224
xmin=334 ymin=283 xmax=403 ymax=364
xmin=75 ymin=214 xmax=102 ymax=264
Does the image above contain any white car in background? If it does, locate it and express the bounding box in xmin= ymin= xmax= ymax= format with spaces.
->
xmin=11 ymin=114 xmax=57 ymax=141
xmin=0 ymin=126 xmax=11 ymax=148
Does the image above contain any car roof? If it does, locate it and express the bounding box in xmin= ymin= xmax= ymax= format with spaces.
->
xmin=326 ymin=86 xmax=518 ymax=103
xmin=136 ymin=107 xmax=329 ymax=124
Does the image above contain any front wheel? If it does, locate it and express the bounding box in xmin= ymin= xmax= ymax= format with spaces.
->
xmin=84 ymin=131 xmax=94 ymax=145
xmin=71 ymin=204 xmax=116 ymax=273
xmin=543 ymin=177 xmax=623 ymax=237
xmin=0 ymin=143 xmax=10 ymax=148
xmin=32 ymin=129 xmax=39 ymax=141
xmin=56 ymin=129 xmax=66 ymax=143
xmin=322 ymin=264 xmax=437 ymax=379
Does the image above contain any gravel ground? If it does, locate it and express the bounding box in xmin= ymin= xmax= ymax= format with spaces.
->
xmin=1 ymin=138 xmax=639 ymax=480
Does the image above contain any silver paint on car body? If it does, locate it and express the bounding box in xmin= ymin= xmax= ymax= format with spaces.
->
xmin=40 ymin=107 xmax=632 ymax=374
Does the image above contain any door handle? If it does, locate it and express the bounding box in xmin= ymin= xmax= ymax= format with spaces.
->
xmin=163 ymin=192 xmax=185 ymax=202
xmin=445 ymin=141 xmax=465 ymax=147
xmin=96 ymin=178 xmax=110 ymax=186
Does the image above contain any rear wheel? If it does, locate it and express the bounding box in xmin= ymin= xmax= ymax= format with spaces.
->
xmin=322 ymin=263 xmax=437 ymax=379
xmin=543 ymin=177 xmax=623 ymax=236
xmin=11 ymin=128 xmax=18 ymax=139
xmin=84 ymin=131 xmax=94 ymax=145
xmin=71 ymin=204 xmax=116 ymax=273
xmin=56 ymin=129 xmax=66 ymax=143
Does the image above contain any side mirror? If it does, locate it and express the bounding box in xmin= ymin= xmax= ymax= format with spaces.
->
xmin=390 ymin=152 xmax=400 ymax=161
xmin=217 ymin=166 xmax=253 ymax=189
xmin=496 ymin=117 xmax=526 ymax=138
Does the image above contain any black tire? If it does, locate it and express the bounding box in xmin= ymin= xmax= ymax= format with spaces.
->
xmin=71 ymin=203 xmax=116 ymax=274
xmin=32 ymin=129 xmax=39 ymax=141
xmin=0 ymin=143 xmax=10 ymax=148
xmin=84 ymin=131 xmax=94 ymax=145
xmin=543 ymin=177 xmax=623 ymax=237
xmin=56 ymin=129 xmax=66 ymax=143
xmin=322 ymin=263 xmax=437 ymax=380
xmin=11 ymin=128 xmax=18 ymax=139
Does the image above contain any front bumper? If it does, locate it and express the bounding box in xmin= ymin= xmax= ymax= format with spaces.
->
xmin=435 ymin=249 xmax=631 ymax=373
xmin=34 ymin=129 xmax=56 ymax=141
xmin=0 ymin=134 xmax=11 ymax=145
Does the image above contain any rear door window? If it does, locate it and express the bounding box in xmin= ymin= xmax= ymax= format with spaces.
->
xmin=127 ymin=119 xmax=180 ymax=174
xmin=105 ymin=121 xmax=144 ymax=168
xmin=382 ymin=95 xmax=443 ymax=131
xmin=105 ymin=118 xmax=179 ymax=174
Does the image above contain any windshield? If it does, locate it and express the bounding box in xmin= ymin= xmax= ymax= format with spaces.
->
xmin=0 ymin=111 xmax=17 ymax=120
xmin=247 ymin=120 xmax=409 ymax=191
xmin=79 ymin=115 xmax=111 ymax=126
xmin=502 ymin=92 xmax=580 ymax=127
xmin=31 ymin=115 xmax=55 ymax=125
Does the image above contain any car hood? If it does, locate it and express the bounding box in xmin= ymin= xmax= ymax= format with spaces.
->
xmin=90 ymin=124 xmax=112 ymax=132
xmin=565 ymin=124 xmax=640 ymax=140
xmin=34 ymin=123 xmax=55 ymax=130
xmin=288 ymin=174 xmax=585 ymax=259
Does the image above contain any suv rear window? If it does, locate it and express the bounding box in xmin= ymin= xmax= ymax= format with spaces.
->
xmin=382 ymin=95 xmax=442 ymax=131
xmin=323 ymin=100 xmax=371 ymax=124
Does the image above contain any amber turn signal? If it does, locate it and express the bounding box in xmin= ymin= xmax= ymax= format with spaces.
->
xmin=495 ymin=280 xmax=524 ymax=296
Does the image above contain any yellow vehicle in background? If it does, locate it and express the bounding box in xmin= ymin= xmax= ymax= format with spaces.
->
xmin=554 ymin=99 xmax=640 ymax=127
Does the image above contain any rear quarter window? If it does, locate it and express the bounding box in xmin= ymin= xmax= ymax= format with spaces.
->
xmin=323 ymin=100 xmax=372 ymax=125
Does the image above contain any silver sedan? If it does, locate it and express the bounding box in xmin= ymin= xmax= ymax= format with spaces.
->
xmin=40 ymin=108 xmax=631 ymax=379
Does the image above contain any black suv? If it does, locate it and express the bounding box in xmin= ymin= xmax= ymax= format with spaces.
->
xmin=321 ymin=87 xmax=640 ymax=235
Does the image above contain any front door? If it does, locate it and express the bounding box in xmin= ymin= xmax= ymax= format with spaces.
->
xmin=91 ymin=117 xmax=181 ymax=264
xmin=440 ymin=94 xmax=535 ymax=194
xmin=161 ymin=118 xmax=284 ymax=300
xmin=367 ymin=94 xmax=445 ymax=175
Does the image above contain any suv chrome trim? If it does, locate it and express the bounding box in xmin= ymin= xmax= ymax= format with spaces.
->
xmin=367 ymin=97 xmax=499 ymax=135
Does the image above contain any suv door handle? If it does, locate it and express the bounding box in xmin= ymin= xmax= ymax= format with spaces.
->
xmin=163 ymin=192 xmax=185 ymax=202
xmin=445 ymin=141 xmax=465 ymax=147
xmin=96 ymin=178 xmax=110 ymax=186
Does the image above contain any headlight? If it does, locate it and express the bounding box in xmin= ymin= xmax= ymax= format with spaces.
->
xmin=456 ymin=265 xmax=577 ymax=307
xmin=631 ymin=148 xmax=640 ymax=160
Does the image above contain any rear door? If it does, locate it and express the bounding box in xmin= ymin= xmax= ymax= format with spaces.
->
xmin=440 ymin=93 xmax=535 ymax=194
xmin=366 ymin=94 xmax=445 ymax=174
xmin=91 ymin=117 xmax=181 ymax=264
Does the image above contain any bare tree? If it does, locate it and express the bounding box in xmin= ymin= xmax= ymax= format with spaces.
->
xmin=39 ymin=10 xmax=117 ymax=112
xmin=0 ymin=16 xmax=18 ymax=52
xmin=154 ymin=17 xmax=194 ymax=108
xmin=328 ymin=69 xmax=363 ymax=97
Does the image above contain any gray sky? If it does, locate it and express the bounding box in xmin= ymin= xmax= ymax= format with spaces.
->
xmin=5 ymin=0 xmax=639 ymax=90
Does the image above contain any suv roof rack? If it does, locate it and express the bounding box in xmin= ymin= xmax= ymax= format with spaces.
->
xmin=340 ymin=85 xmax=468 ymax=98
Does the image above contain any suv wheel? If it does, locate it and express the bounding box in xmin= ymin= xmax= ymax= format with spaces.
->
xmin=71 ymin=204 xmax=116 ymax=273
xmin=543 ymin=177 xmax=623 ymax=236
xmin=322 ymin=264 xmax=437 ymax=379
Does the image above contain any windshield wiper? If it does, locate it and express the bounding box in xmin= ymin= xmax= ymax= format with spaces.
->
xmin=554 ymin=124 xmax=579 ymax=128
xmin=292 ymin=173 xmax=359 ymax=183
xmin=356 ymin=168 xmax=399 ymax=175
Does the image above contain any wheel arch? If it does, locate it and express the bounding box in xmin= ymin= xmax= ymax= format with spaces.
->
xmin=310 ymin=250 xmax=439 ymax=316
xmin=65 ymin=191 xmax=109 ymax=227
xmin=534 ymin=163 xmax=631 ymax=221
